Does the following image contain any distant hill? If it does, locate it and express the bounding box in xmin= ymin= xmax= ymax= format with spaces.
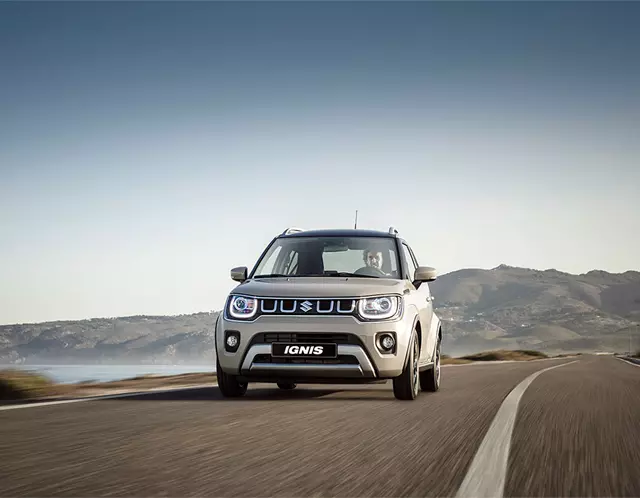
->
xmin=431 ymin=265 xmax=640 ymax=356
xmin=1 ymin=265 xmax=638 ymax=364
xmin=0 ymin=313 xmax=219 ymax=365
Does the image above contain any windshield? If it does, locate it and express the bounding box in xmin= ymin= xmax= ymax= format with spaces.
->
xmin=252 ymin=236 xmax=400 ymax=278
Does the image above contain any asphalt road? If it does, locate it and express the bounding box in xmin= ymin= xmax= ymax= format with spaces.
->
xmin=1 ymin=355 xmax=638 ymax=497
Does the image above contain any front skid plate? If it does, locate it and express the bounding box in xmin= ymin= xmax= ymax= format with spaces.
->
xmin=236 ymin=376 xmax=390 ymax=385
xmin=240 ymin=343 xmax=379 ymax=378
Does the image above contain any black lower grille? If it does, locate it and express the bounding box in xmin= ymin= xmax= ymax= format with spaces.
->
xmin=252 ymin=332 xmax=360 ymax=345
xmin=253 ymin=354 xmax=359 ymax=365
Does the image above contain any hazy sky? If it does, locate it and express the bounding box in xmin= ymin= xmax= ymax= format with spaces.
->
xmin=1 ymin=2 xmax=639 ymax=325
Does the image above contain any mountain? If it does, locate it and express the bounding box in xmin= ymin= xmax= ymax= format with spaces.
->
xmin=1 ymin=266 xmax=639 ymax=365
xmin=431 ymin=265 xmax=640 ymax=356
xmin=0 ymin=313 xmax=220 ymax=365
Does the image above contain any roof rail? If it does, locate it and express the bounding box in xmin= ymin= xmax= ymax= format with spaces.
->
xmin=388 ymin=226 xmax=399 ymax=236
xmin=281 ymin=227 xmax=305 ymax=236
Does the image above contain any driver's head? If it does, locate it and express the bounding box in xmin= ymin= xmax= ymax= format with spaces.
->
xmin=363 ymin=248 xmax=383 ymax=270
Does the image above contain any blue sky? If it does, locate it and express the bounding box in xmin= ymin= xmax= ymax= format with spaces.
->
xmin=1 ymin=2 xmax=639 ymax=324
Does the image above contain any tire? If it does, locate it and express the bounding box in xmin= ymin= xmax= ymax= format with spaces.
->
xmin=277 ymin=382 xmax=297 ymax=390
xmin=392 ymin=329 xmax=420 ymax=400
xmin=420 ymin=336 xmax=441 ymax=392
xmin=216 ymin=355 xmax=248 ymax=398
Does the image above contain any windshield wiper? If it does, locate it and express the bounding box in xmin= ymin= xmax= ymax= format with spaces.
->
xmin=253 ymin=273 xmax=292 ymax=278
xmin=320 ymin=271 xmax=375 ymax=278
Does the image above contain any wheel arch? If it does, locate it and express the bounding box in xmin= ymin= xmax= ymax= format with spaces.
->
xmin=399 ymin=312 xmax=422 ymax=369
xmin=414 ymin=315 xmax=423 ymax=350
xmin=429 ymin=313 xmax=442 ymax=361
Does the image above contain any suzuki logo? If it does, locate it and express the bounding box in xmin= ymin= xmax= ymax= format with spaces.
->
xmin=300 ymin=300 xmax=313 ymax=313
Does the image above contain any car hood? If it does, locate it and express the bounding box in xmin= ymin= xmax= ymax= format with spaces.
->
xmin=232 ymin=277 xmax=408 ymax=298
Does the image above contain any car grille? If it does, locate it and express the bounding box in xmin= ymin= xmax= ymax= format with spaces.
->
xmin=251 ymin=332 xmax=362 ymax=345
xmin=258 ymin=298 xmax=358 ymax=317
xmin=253 ymin=354 xmax=360 ymax=365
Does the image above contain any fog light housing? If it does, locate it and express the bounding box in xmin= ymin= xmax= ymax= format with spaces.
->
xmin=376 ymin=332 xmax=396 ymax=354
xmin=381 ymin=335 xmax=395 ymax=350
xmin=224 ymin=330 xmax=240 ymax=353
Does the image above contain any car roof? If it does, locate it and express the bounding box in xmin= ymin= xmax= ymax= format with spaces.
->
xmin=279 ymin=228 xmax=397 ymax=239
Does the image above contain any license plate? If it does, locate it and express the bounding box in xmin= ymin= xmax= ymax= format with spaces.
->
xmin=271 ymin=343 xmax=337 ymax=358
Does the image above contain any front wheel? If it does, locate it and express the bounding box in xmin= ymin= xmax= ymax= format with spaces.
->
xmin=392 ymin=329 xmax=420 ymax=400
xmin=216 ymin=356 xmax=248 ymax=398
xmin=420 ymin=337 xmax=441 ymax=392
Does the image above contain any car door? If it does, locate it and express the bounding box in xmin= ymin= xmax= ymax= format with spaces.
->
xmin=400 ymin=242 xmax=434 ymax=362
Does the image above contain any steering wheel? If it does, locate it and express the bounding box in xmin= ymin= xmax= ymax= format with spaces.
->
xmin=354 ymin=266 xmax=387 ymax=277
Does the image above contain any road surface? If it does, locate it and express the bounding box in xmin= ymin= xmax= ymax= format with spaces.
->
xmin=1 ymin=355 xmax=638 ymax=497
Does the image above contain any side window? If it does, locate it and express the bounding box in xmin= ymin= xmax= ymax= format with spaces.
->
xmin=401 ymin=243 xmax=417 ymax=281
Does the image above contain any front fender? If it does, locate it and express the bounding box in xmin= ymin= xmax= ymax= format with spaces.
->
xmin=398 ymin=306 xmax=420 ymax=369
xmin=429 ymin=312 xmax=441 ymax=361
xmin=214 ymin=313 xmax=224 ymax=356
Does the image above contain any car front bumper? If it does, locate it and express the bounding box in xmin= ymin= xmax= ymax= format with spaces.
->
xmin=215 ymin=312 xmax=416 ymax=380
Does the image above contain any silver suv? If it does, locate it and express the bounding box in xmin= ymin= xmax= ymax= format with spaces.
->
xmin=215 ymin=227 xmax=443 ymax=400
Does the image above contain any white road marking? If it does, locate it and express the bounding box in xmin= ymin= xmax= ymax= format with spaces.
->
xmin=616 ymin=356 xmax=640 ymax=368
xmin=0 ymin=385 xmax=210 ymax=411
xmin=455 ymin=359 xmax=579 ymax=498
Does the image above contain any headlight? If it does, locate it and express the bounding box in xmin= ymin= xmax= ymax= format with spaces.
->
xmin=358 ymin=296 xmax=401 ymax=320
xmin=228 ymin=295 xmax=258 ymax=319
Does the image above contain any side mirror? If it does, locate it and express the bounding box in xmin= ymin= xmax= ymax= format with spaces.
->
xmin=230 ymin=266 xmax=248 ymax=282
xmin=414 ymin=266 xmax=437 ymax=282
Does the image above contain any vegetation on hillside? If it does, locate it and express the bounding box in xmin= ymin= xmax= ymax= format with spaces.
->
xmin=0 ymin=312 xmax=218 ymax=365
xmin=431 ymin=266 xmax=640 ymax=356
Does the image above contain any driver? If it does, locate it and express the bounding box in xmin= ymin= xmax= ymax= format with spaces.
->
xmin=363 ymin=248 xmax=385 ymax=273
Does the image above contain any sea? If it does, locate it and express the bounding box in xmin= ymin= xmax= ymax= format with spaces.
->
xmin=1 ymin=364 xmax=216 ymax=384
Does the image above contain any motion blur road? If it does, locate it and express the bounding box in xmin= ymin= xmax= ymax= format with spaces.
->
xmin=1 ymin=355 xmax=639 ymax=497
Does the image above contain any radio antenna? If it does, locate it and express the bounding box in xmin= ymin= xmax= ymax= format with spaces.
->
xmin=354 ymin=210 xmax=358 ymax=229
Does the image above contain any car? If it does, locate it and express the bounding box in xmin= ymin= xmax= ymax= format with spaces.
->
xmin=214 ymin=226 xmax=443 ymax=400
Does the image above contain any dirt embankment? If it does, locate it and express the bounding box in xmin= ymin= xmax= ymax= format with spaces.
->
xmin=0 ymin=369 xmax=217 ymax=401
xmin=441 ymin=349 xmax=551 ymax=365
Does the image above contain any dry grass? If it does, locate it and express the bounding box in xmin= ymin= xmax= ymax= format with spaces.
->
xmin=0 ymin=369 xmax=62 ymax=399
xmin=441 ymin=349 xmax=549 ymax=365
xmin=441 ymin=356 xmax=473 ymax=365
xmin=0 ymin=369 xmax=217 ymax=401
xmin=462 ymin=349 xmax=548 ymax=362
xmin=75 ymin=372 xmax=217 ymax=390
